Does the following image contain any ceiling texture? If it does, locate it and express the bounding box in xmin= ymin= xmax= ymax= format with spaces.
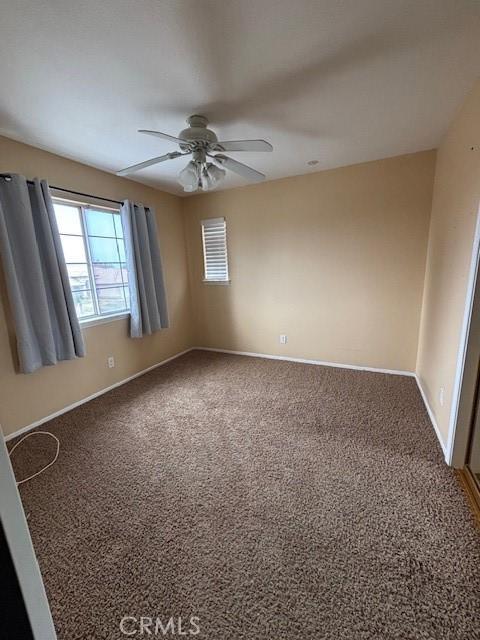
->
xmin=1 ymin=0 xmax=479 ymax=196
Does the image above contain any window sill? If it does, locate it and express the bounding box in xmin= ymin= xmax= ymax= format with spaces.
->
xmin=80 ymin=312 xmax=130 ymax=328
xmin=203 ymin=279 xmax=231 ymax=286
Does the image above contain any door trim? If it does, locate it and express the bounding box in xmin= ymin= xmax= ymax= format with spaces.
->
xmin=447 ymin=203 xmax=480 ymax=466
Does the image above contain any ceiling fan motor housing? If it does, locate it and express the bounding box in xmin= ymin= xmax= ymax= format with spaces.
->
xmin=179 ymin=115 xmax=218 ymax=151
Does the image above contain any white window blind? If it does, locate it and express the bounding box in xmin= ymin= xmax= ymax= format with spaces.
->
xmin=201 ymin=217 xmax=229 ymax=282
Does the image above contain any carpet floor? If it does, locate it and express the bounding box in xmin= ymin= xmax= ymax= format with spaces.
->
xmin=10 ymin=350 xmax=480 ymax=639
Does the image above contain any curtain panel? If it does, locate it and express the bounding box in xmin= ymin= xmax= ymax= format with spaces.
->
xmin=0 ymin=175 xmax=85 ymax=373
xmin=121 ymin=200 xmax=169 ymax=338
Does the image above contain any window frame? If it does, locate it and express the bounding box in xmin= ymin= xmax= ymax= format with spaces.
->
xmin=201 ymin=217 xmax=230 ymax=285
xmin=52 ymin=196 xmax=131 ymax=325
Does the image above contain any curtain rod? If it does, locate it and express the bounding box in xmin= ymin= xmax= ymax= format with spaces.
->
xmin=0 ymin=174 xmax=123 ymax=206
xmin=46 ymin=185 xmax=122 ymax=206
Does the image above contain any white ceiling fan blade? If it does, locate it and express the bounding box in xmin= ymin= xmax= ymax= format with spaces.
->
xmin=213 ymin=154 xmax=265 ymax=182
xmin=212 ymin=139 xmax=273 ymax=152
xmin=138 ymin=129 xmax=187 ymax=145
xmin=116 ymin=151 xmax=183 ymax=176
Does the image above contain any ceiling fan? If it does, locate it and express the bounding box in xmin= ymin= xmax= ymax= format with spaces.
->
xmin=117 ymin=115 xmax=273 ymax=192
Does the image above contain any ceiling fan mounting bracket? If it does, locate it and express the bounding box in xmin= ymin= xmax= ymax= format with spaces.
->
xmin=186 ymin=114 xmax=208 ymax=128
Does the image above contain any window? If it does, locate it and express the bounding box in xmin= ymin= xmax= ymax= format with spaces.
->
xmin=53 ymin=199 xmax=130 ymax=321
xmin=201 ymin=217 xmax=229 ymax=283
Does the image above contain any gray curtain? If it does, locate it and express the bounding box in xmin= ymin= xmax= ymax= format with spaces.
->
xmin=121 ymin=200 xmax=169 ymax=338
xmin=0 ymin=175 xmax=85 ymax=373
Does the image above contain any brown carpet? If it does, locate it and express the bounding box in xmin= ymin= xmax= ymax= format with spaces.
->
xmin=10 ymin=350 xmax=480 ymax=639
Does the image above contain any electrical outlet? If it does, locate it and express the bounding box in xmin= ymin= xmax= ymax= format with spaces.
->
xmin=439 ymin=387 xmax=444 ymax=407
xmin=108 ymin=356 xmax=115 ymax=369
xmin=279 ymin=334 xmax=287 ymax=345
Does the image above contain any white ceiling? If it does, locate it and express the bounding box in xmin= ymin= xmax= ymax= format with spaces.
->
xmin=1 ymin=0 xmax=479 ymax=196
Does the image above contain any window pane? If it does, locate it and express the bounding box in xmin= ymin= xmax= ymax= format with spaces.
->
xmin=66 ymin=263 xmax=90 ymax=290
xmin=113 ymin=214 xmax=124 ymax=238
xmin=72 ymin=290 xmax=95 ymax=318
xmin=88 ymin=236 xmax=120 ymax=262
xmin=97 ymin=286 xmax=127 ymax=314
xmin=93 ymin=263 xmax=124 ymax=287
xmin=85 ymin=209 xmax=115 ymax=237
xmin=116 ymin=238 xmax=126 ymax=262
xmin=54 ymin=204 xmax=82 ymax=235
xmin=60 ymin=235 xmax=87 ymax=262
xmin=120 ymin=263 xmax=128 ymax=283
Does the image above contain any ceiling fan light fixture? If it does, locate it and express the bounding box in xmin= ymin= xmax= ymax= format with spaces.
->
xmin=200 ymin=167 xmax=213 ymax=191
xmin=206 ymin=163 xmax=226 ymax=186
xmin=178 ymin=160 xmax=199 ymax=192
xmin=179 ymin=160 xmax=226 ymax=192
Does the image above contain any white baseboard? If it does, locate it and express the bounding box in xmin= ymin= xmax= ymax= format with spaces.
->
xmin=3 ymin=348 xmax=194 ymax=442
xmin=5 ymin=345 xmax=448 ymax=465
xmin=194 ymin=346 xmax=416 ymax=377
xmin=414 ymin=375 xmax=447 ymax=459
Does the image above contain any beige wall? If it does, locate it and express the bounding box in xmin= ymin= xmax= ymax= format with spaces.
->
xmin=0 ymin=136 xmax=192 ymax=437
xmin=416 ymin=80 xmax=480 ymax=446
xmin=1 ymin=134 xmax=458 ymax=442
xmin=183 ymin=151 xmax=435 ymax=372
